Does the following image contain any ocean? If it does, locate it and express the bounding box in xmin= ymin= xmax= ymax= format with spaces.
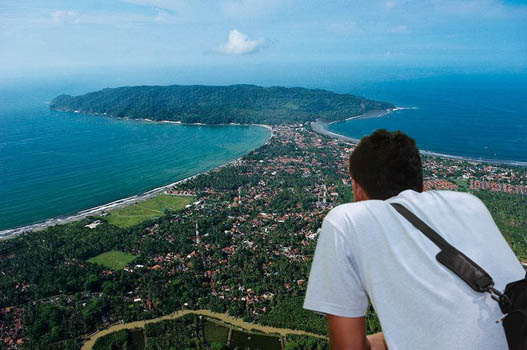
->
xmin=0 ymin=89 xmax=270 ymax=231
xmin=1 ymin=73 xmax=525 ymax=231
xmin=328 ymin=74 xmax=527 ymax=165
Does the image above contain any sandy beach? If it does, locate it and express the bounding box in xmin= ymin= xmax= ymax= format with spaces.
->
xmin=5 ymin=107 xmax=523 ymax=240
xmin=0 ymin=122 xmax=273 ymax=240
xmin=311 ymin=108 xmax=398 ymax=143
xmin=312 ymin=108 xmax=527 ymax=168
xmin=311 ymin=120 xmax=359 ymax=143
xmin=0 ymin=174 xmax=197 ymax=239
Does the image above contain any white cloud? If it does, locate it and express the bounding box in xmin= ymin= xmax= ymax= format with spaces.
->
xmin=218 ymin=29 xmax=265 ymax=55
xmin=121 ymin=0 xmax=192 ymax=13
xmin=122 ymin=0 xmax=286 ymax=20
xmin=154 ymin=10 xmax=170 ymax=22
xmin=222 ymin=0 xmax=283 ymax=18
xmin=385 ymin=1 xmax=397 ymax=9
xmin=432 ymin=0 xmax=526 ymax=19
xmin=327 ymin=20 xmax=358 ymax=34
xmin=51 ymin=10 xmax=78 ymax=23
xmin=389 ymin=24 xmax=408 ymax=33
xmin=48 ymin=8 xmax=181 ymax=26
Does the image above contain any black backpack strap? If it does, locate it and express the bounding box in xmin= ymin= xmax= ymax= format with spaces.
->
xmin=390 ymin=203 xmax=494 ymax=293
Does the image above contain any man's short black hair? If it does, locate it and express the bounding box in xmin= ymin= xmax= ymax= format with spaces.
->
xmin=349 ymin=129 xmax=423 ymax=200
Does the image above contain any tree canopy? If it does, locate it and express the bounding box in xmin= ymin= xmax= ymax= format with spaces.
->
xmin=50 ymin=84 xmax=394 ymax=125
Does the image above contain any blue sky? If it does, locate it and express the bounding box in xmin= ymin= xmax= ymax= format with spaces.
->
xmin=1 ymin=0 xmax=526 ymax=83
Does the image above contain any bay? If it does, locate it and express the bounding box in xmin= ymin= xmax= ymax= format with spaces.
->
xmin=328 ymin=74 xmax=527 ymax=165
xmin=2 ymin=73 xmax=525 ymax=231
xmin=0 ymin=95 xmax=270 ymax=231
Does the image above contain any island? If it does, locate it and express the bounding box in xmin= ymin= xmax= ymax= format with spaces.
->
xmin=50 ymin=84 xmax=394 ymax=125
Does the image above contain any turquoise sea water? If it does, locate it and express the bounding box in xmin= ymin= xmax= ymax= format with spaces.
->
xmin=1 ymin=73 xmax=525 ymax=231
xmin=328 ymin=74 xmax=527 ymax=165
xmin=0 ymin=94 xmax=270 ymax=231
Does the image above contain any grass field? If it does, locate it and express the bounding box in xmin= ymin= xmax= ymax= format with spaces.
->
xmin=104 ymin=195 xmax=195 ymax=228
xmin=87 ymin=250 xmax=137 ymax=270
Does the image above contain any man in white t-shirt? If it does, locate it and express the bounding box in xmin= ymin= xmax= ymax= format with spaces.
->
xmin=303 ymin=129 xmax=524 ymax=350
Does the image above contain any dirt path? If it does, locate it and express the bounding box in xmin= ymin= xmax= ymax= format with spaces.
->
xmin=82 ymin=309 xmax=326 ymax=350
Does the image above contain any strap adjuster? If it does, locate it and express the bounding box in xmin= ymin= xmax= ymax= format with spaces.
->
xmin=487 ymin=286 xmax=511 ymax=309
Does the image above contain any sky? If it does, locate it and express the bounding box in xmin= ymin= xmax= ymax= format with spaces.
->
xmin=1 ymin=0 xmax=526 ymax=85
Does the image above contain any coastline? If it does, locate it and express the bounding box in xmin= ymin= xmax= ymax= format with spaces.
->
xmin=54 ymin=107 xmax=275 ymax=134
xmin=5 ymin=104 xmax=524 ymax=239
xmin=0 ymin=119 xmax=273 ymax=240
xmin=151 ymin=118 xmax=274 ymax=133
xmin=311 ymin=108 xmax=399 ymax=143
xmin=0 ymin=174 xmax=198 ymax=239
xmin=313 ymin=109 xmax=527 ymax=168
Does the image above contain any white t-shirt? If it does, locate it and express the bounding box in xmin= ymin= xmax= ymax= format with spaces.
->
xmin=303 ymin=189 xmax=525 ymax=350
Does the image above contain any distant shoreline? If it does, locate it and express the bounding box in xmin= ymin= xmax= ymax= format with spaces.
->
xmin=0 ymin=119 xmax=273 ymax=239
xmin=57 ymin=107 xmax=275 ymax=133
xmin=313 ymin=109 xmax=527 ymax=168
xmin=312 ymin=107 xmax=409 ymax=142
xmin=0 ymin=175 xmax=198 ymax=239
xmin=5 ymin=105 xmax=524 ymax=238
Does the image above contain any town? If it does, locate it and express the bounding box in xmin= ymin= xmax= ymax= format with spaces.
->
xmin=1 ymin=124 xmax=526 ymax=349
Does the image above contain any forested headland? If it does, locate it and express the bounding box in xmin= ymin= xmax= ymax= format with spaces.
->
xmin=49 ymin=84 xmax=394 ymax=125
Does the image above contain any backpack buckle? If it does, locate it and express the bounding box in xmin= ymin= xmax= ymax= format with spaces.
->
xmin=487 ymin=286 xmax=512 ymax=309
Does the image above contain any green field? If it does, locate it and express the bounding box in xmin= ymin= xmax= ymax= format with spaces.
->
xmin=87 ymin=250 xmax=137 ymax=270
xmin=203 ymin=320 xmax=229 ymax=343
xmin=104 ymin=195 xmax=195 ymax=228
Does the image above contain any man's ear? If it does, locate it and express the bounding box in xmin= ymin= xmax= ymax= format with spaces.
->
xmin=352 ymin=180 xmax=369 ymax=202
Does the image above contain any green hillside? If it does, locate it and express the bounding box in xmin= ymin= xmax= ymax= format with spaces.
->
xmin=50 ymin=84 xmax=394 ymax=125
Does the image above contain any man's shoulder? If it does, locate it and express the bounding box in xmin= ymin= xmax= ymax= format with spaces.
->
xmin=391 ymin=190 xmax=492 ymax=228
xmin=324 ymin=190 xmax=487 ymax=228
xmin=391 ymin=189 xmax=484 ymax=208
xmin=426 ymin=189 xmax=480 ymax=202
xmin=324 ymin=199 xmax=387 ymax=227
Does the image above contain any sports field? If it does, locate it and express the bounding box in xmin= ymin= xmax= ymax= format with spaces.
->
xmin=104 ymin=195 xmax=195 ymax=228
xmin=87 ymin=250 xmax=137 ymax=270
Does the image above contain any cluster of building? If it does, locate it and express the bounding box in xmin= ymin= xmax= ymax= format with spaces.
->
xmin=164 ymin=189 xmax=196 ymax=196
xmin=115 ymin=126 xmax=334 ymax=312
xmin=4 ymin=124 xmax=523 ymax=348
xmin=470 ymin=180 xmax=527 ymax=195
xmin=424 ymin=179 xmax=459 ymax=191
xmin=423 ymin=158 xmax=526 ymax=188
xmin=127 ymin=124 xmax=525 ymax=316
xmin=0 ymin=307 xmax=23 ymax=349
